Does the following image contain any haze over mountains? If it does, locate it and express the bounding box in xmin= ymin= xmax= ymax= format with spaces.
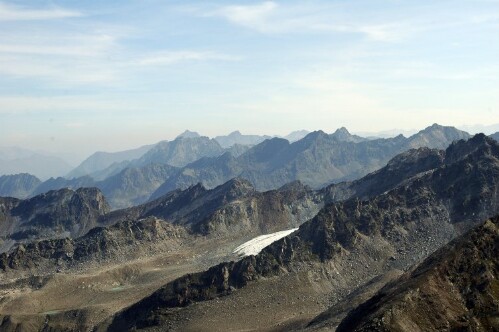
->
xmin=104 ymin=134 xmax=499 ymax=331
xmin=0 ymin=124 xmax=474 ymax=210
xmin=0 ymin=147 xmax=73 ymax=180
xmin=1 ymin=126 xmax=498 ymax=331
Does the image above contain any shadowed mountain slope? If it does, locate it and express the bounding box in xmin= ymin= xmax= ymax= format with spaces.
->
xmin=103 ymin=178 xmax=321 ymax=236
xmin=106 ymin=134 xmax=499 ymax=331
xmin=334 ymin=216 xmax=499 ymax=332
xmin=0 ymin=188 xmax=110 ymax=253
xmin=0 ymin=216 xmax=187 ymax=273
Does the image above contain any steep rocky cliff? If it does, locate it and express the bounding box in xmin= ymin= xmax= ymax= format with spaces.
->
xmin=335 ymin=216 xmax=499 ymax=332
xmin=0 ymin=188 xmax=110 ymax=252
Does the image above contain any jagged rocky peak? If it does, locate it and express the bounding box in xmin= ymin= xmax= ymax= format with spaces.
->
xmin=215 ymin=177 xmax=255 ymax=197
xmin=330 ymin=127 xmax=368 ymax=143
xmin=176 ymin=130 xmax=201 ymax=139
xmin=332 ymin=126 xmax=351 ymax=138
xmin=444 ymin=133 xmax=498 ymax=164
xmin=1 ymin=187 xmax=111 ymax=247
xmin=385 ymin=147 xmax=444 ymax=171
xmin=303 ymin=130 xmax=329 ymax=140
xmin=335 ymin=216 xmax=499 ymax=332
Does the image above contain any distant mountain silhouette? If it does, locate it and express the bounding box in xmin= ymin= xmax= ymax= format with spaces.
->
xmin=0 ymin=174 xmax=41 ymax=199
xmin=66 ymin=144 xmax=153 ymax=179
xmin=151 ymin=124 xmax=470 ymax=198
xmin=283 ymin=130 xmax=311 ymax=142
xmin=176 ymin=130 xmax=201 ymax=139
xmin=214 ymin=131 xmax=272 ymax=148
xmin=0 ymin=147 xmax=72 ymax=180
xmin=132 ymin=136 xmax=225 ymax=168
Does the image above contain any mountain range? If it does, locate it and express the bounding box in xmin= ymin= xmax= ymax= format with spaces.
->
xmin=150 ymin=124 xmax=470 ymax=198
xmin=0 ymin=147 xmax=73 ymax=180
xmin=0 ymin=124 xmax=473 ymax=210
xmin=104 ymin=134 xmax=499 ymax=331
xmin=1 ymin=133 xmax=498 ymax=331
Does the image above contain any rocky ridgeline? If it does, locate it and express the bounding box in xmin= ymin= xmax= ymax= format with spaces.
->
xmin=101 ymin=177 xmax=322 ymax=237
xmin=334 ymin=216 xmax=499 ymax=332
xmin=0 ymin=178 xmax=322 ymax=277
xmin=0 ymin=216 xmax=186 ymax=274
xmin=0 ymin=188 xmax=110 ymax=252
xmin=107 ymin=134 xmax=499 ymax=330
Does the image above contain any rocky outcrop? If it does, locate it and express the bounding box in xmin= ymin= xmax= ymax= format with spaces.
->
xmin=107 ymin=134 xmax=499 ymax=331
xmin=0 ymin=188 xmax=110 ymax=251
xmin=335 ymin=216 xmax=499 ymax=332
xmin=0 ymin=216 xmax=186 ymax=273
xmin=104 ymin=178 xmax=321 ymax=237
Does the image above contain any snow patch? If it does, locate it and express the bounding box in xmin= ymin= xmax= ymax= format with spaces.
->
xmin=233 ymin=228 xmax=299 ymax=257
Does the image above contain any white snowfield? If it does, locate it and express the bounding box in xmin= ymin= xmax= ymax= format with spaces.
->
xmin=233 ymin=228 xmax=299 ymax=257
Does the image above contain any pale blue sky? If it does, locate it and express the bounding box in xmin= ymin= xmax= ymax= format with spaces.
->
xmin=0 ymin=0 xmax=498 ymax=159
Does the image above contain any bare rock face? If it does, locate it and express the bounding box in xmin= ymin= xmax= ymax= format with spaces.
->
xmin=106 ymin=134 xmax=499 ymax=331
xmin=0 ymin=216 xmax=186 ymax=273
xmin=335 ymin=216 xmax=499 ymax=332
xmin=103 ymin=177 xmax=322 ymax=237
xmin=0 ymin=187 xmax=110 ymax=252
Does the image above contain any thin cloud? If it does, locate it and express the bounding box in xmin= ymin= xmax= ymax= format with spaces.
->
xmin=205 ymin=1 xmax=406 ymax=41
xmin=135 ymin=51 xmax=241 ymax=66
xmin=0 ymin=2 xmax=82 ymax=21
xmin=208 ymin=2 xmax=277 ymax=32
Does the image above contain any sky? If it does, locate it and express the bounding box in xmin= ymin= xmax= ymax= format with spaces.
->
xmin=0 ymin=0 xmax=498 ymax=161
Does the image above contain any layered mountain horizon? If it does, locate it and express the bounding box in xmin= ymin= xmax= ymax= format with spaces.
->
xmin=1 ymin=127 xmax=499 ymax=331
xmin=1 ymin=124 xmax=486 ymax=210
